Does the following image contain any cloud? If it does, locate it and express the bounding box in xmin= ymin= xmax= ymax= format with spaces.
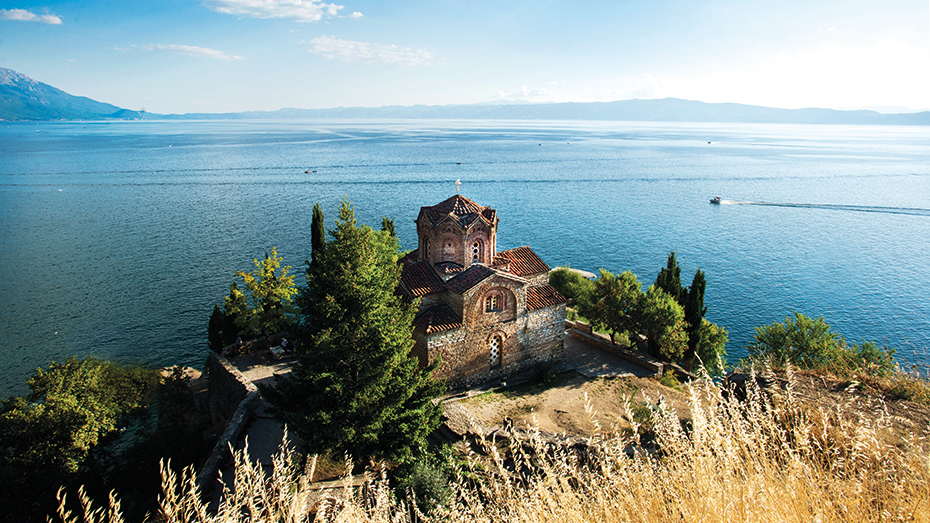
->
xmin=309 ymin=36 xmax=432 ymax=65
xmin=497 ymin=85 xmax=553 ymax=100
xmin=143 ymin=44 xmax=244 ymax=60
xmin=202 ymin=0 xmax=346 ymax=22
xmin=0 ymin=8 xmax=62 ymax=24
xmin=348 ymin=11 xmax=363 ymax=18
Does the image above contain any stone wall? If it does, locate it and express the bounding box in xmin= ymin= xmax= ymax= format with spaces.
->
xmin=429 ymin=299 xmax=566 ymax=390
xmin=207 ymin=351 xmax=258 ymax=425
xmin=198 ymin=352 xmax=260 ymax=492
xmin=526 ymin=302 xmax=567 ymax=360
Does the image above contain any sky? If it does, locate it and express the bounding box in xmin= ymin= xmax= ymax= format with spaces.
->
xmin=1 ymin=0 xmax=929 ymax=114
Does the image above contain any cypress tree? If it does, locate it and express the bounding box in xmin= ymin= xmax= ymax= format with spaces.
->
xmin=264 ymin=199 xmax=443 ymax=463
xmin=381 ymin=216 xmax=396 ymax=237
xmin=682 ymin=269 xmax=708 ymax=370
xmin=311 ymin=202 xmax=325 ymax=265
xmin=208 ymin=304 xmax=225 ymax=352
xmin=655 ymin=251 xmax=683 ymax=304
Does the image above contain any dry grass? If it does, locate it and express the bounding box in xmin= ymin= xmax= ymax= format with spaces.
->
xmin=51 ymin=369 xmax=930 ymax=523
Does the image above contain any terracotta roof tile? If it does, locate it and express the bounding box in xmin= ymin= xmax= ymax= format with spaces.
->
xmin=446 ymin=264 xmax=495 ymax=294
xmin=400 ymin=261 xmax=445 ymax=297
xmin=420 ymin=195 xmax=496 ymax=228
xmin=496 ymin=246 xmax=550 ymax=277
xmin=398 ymin=249 xmax=419 ymax=268
xmin=435 ymin=260 xmax=465 ymax=275
xmin=413 ymin=305 xmax=463 ymax=334
xmin=526 ymin=284 xmax=568 ymax=310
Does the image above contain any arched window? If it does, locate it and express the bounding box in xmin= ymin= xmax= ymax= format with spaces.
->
xmin=423 ymin=237 xmax=431 ymax=260
xmin=472 ymin=241 xmax=481 ymax=262
xmin=489 ymin=336 xmax=502 ymax=367
xmin=485 ymin=294 xmax=500 ymax=312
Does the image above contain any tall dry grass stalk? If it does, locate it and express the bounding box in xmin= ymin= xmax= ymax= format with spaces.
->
xmin=52 ymin=371 xmax=930 ymax=522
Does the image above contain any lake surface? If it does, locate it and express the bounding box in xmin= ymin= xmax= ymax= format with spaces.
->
xmin=2 ymin=119 xmax=929 ymax=397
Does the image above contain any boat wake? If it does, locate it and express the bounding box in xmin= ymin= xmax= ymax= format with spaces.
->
xmin=723 ymin=200 xmax=930 ymax=217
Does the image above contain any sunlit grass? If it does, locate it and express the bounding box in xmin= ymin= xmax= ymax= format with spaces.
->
xmin=52 ymin=367 xmax=930 ymax=523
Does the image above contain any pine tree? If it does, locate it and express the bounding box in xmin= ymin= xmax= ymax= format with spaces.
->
xmin=263 ymin=199 xmax=443 ymax=463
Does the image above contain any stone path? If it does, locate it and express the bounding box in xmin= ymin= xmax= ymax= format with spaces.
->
xmin=562 ymin=332 xmax=656 ymax=379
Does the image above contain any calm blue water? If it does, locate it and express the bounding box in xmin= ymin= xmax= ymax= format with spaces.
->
xmin=2 ymin=119 xmax=929 ymax=397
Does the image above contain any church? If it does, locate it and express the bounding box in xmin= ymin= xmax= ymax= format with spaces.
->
xmin=399 ymin=193 xmax=568 ymax=388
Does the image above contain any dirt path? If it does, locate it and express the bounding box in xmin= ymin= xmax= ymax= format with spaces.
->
xmin=458 ymin=372 xmax=691 ymax=437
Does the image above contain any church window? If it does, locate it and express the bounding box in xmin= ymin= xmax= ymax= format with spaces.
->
xmin=489 ymin=336 xmax=501 ymax=367
xmin=485 ymin=294 xmax=500 ymax=312
xmin=472 ymin=241 xmax=481 ymax=262
xmin=424 ymin=237 xmax=430 ymax=259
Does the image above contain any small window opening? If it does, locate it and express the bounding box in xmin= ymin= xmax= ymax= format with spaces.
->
xmin=490 ymin=336 xmax=501 ymax=367
xmin=485 ymin=295 xmax=500 ymax=312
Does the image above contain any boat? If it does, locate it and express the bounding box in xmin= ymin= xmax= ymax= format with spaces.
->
xmin=709 ymin=196 xmax=721 ymax=204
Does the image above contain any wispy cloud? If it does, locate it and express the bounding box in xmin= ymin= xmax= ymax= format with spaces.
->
xmin=347 ymin=11 xmax=363 ymax=18
xmin=0 ymin=8 xmax=62 ymax=24
xmin=202 ymin=0 xmax=348 ymax=22
xmin=143 ymin=44 xmax=244 ymax=60
xmin=497 ymin=85 xmax=553 ymax=100
xmin=309 ymin=36 xmax=432 ymax=65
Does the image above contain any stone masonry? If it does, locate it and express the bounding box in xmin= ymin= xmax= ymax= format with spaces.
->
xmin=400 ymin=195 xmax=567 ymax=389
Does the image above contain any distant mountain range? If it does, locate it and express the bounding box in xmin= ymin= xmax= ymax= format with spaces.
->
xmin=2 ymin=66 xmax=929 ymax=125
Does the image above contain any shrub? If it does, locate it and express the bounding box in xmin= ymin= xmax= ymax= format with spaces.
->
xmin=747 ymin=312 xmax=896 ymax=376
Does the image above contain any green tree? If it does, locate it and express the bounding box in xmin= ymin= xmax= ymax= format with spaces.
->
xmin=381 ymin=216 xmax=396 ymax=237
xmin=586 ymin=270 xmax=643 ymax=344
xmin=747 ymin=312 xmax=841 ymax=368
xmin=208 ymin=304 xmax=226 ymax=352
xmin=693 ymin=318 xmax=728 ymax=375
xmin=263 ymin=199 xmax=444 ymax=463
xmin=637 ymin=285 xmax=689 ymax=361
xmin=0 ymin=357 xmax=159 ymax=520
xmin=548 ymin=267 xmax=595 ymax=307
xmin=234 ymin=247 xmax=298 ymax=337
xmin=747 ymin=312 xmax=895 ymax=375
xmin=311 ymin=202 xmax=326 ymax=266
xmin=681 ymin=269 xmax=707 ymax=370
xmin=223 ymin=281 xmax=252 ymax=338
xmin=654 ymin=252 xmax=683 ymax=304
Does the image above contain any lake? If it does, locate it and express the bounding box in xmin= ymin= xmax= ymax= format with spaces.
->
xmin=1 ymin=119 xmax=929 ymax=397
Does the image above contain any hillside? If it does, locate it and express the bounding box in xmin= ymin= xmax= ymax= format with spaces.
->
xmin=156 ymin=98 xmax=930 ymax=125
xmin=2 ymin=65 xmax=929 ymax=125
xmin=0 ymin=67 xmax=134 ymax=120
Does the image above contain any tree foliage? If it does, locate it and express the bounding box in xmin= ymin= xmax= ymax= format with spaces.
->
xmin=264 ymin=199 xmax=444 ymax=463
xmin=548 ymin=267 xmax=595 ymax=307
xmin=585 ymin=269 xmax=643 ymax=344
xmin=694 ymin=318 xmax=728 ymax=375
xmin=0 ymin=357 xmax=161 ymax=520
xmin=637 ymin=285 xmax=689 ymax=361
xmin=654 ymin=252 xmax=683 ymax=304
xmin=381 ymin=216 xmax=396 ymax=237
xmin=311 ymin=202 xmax=326 ymax=266
xmin=747 ymin=312 xmax=895 ymax=375
xmin=681 ymin=269 xmax=707 ymax=370
xmin=580 ymin=255 xmax=728 ymax=370
xmin=232 ymin=247 xmax=299 ymax=337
